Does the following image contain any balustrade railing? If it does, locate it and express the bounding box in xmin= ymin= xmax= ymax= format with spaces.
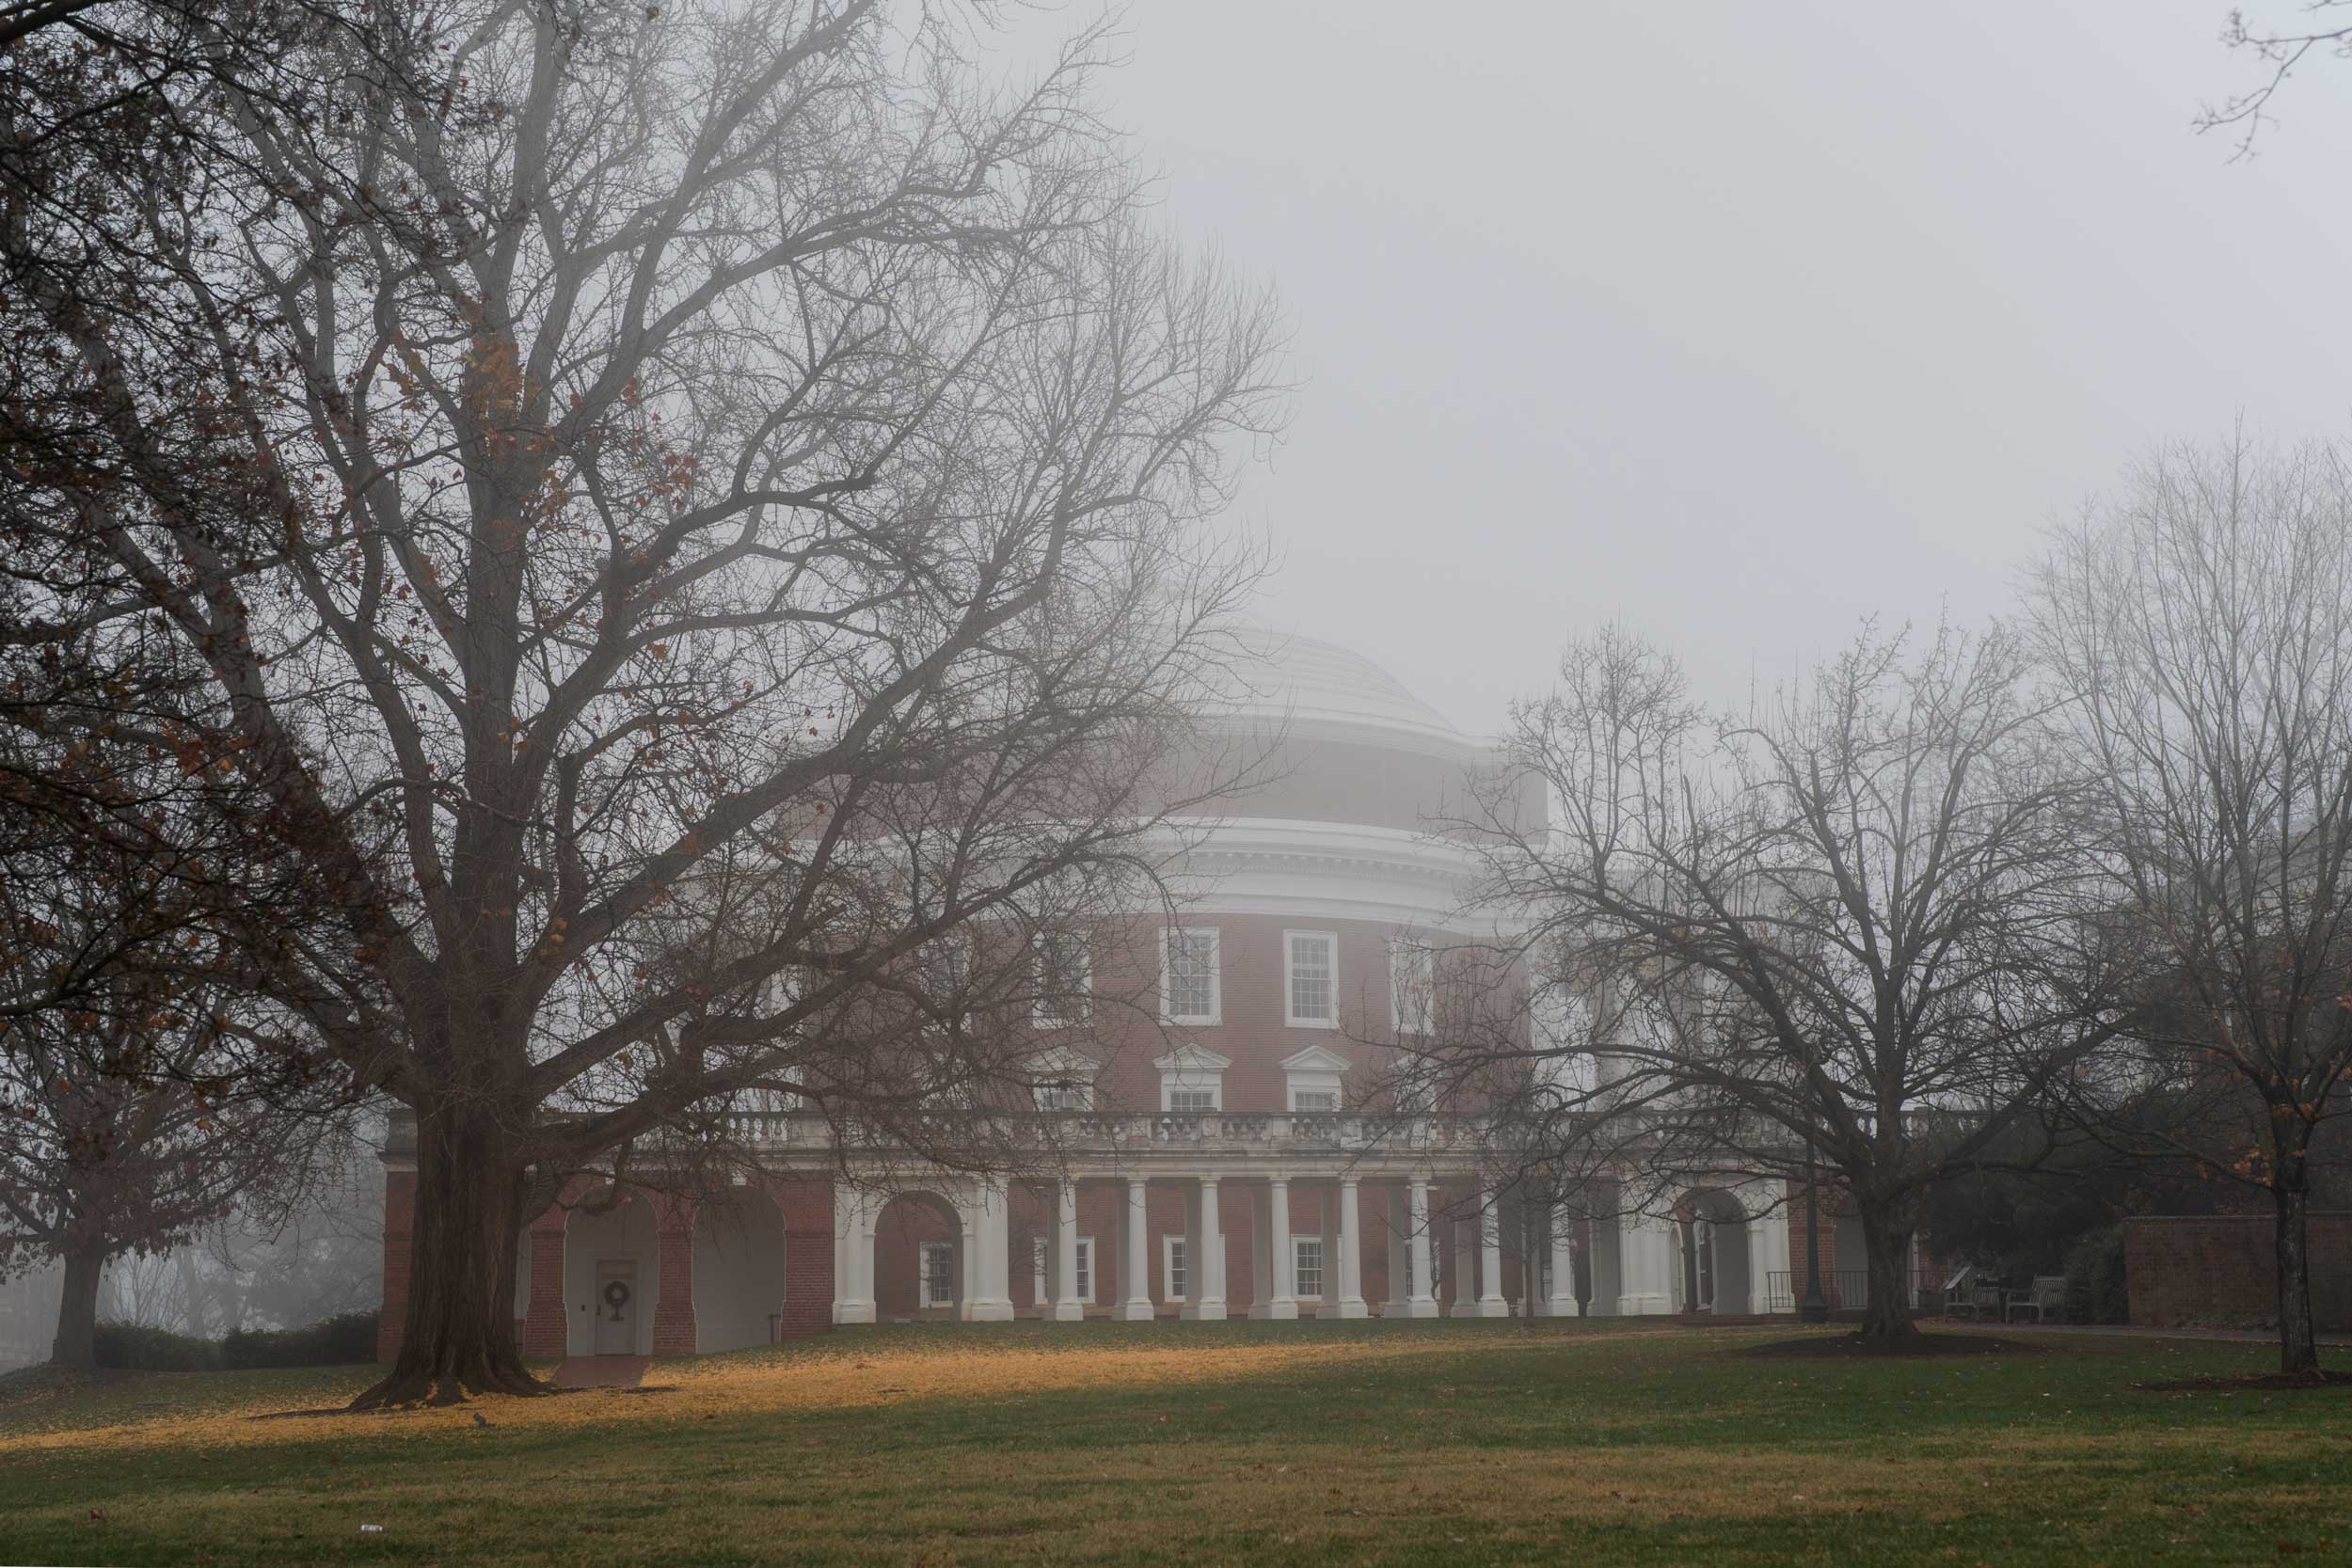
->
xmin=713 ymin=1109 xmax=1490 ymax=1155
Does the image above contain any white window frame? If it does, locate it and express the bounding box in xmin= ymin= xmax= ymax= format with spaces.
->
xmin=1161 ymin=927 xmax=1222 ymax=1024
xmin=1168 ymin=1087 xmax=1218 ymax=1113
xmin=1073 ymin=1236 xmax=1097 ymax=1304
xmin=1294 ymin=1236 xmax=1326 ymax=1300
xmin=1164 ymin=1234 xmax=1187 ymax=1301
xmin=1284 ymin=929 xmax=1339 ymax=1028
xmin=1156 ymin=1044 xmax=1232 ymax=1113
xmin=1032 ymin=931 xmax=1093 ymax=1029
xmin=1290 ymin=1088 xmax=1341 ymax=1113
xmin=919 ymin=1242 xmax=957 ymax=1308
xmin=1391 ymin=939 xmax=1435 ymax=1037
xmin=1028 ymin=1046 xmax=1097 ymax=1113
xmin=1279 ymin=1044 xmax=1352 ymax=1114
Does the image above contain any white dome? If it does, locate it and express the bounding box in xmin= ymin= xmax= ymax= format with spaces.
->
xmin=1201 ymin=623 xmax=1467 ymax=751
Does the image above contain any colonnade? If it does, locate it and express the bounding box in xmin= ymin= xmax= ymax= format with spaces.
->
xmin=830 ymin=1171 xmax=1649 ymax=1324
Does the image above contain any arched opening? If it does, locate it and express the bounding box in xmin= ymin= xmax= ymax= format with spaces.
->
xmin=1677 ymin=1188 xmax=1753 ymax=1315
xmin=693 ymin=1187 xmax=788 ymax=1353
xmin=872 ymin=1191 xmax=962 ymax=1320
xmin=564 ymin=1186 xmax=660 ymax=1355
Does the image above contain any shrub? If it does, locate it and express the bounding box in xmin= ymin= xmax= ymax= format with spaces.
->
xmin=93 ymin=1322 xmax=221 ymax=1371
xmin=221 ymin=1310 xmax=379 ymax=1370
xmin=2062 ymin=1227 xmax=2129 ymax=1324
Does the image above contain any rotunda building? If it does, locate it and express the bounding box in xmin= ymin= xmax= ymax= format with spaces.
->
xmin=375 ymin=626 xmax=1802 ymax=1364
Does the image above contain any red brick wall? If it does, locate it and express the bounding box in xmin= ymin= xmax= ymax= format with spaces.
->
xmin=523 ymin=1218 xmax=568 ymax=1358
xmin=781 ymin=1229 xmax=834 ymax=1338
xmin=2126 ymin=1213 xmax=2352 ymax=1331
xmin=873 ymin=1195 xmax=961 ymax=1318
xmin=1080 ymin=913 xmax=1459 ymax=1117
xmin=652 ymin=1195 xmax=698 ymax=1356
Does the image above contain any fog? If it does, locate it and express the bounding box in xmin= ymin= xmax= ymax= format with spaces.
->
xmin=995 ymin=1 xmax=2352 ymax=733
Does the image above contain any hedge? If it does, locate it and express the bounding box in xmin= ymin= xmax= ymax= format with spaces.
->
xmin=95 ymin=1309 xmax=378 ymax=1371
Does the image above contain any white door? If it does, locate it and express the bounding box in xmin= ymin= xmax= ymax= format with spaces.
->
xmin=595 ymin=1259 xmax=639 ymax=1354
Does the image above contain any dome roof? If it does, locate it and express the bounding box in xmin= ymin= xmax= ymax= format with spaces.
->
xmin=1201 ymin=623 xmax=1468 ymax=752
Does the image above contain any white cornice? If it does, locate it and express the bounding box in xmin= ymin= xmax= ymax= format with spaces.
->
xmin=1140 ymin=817 xmax=1526 ymax=937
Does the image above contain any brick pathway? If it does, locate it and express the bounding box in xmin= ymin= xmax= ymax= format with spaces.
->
xmin=551 ymin=1354 xmax=652 ymax=1388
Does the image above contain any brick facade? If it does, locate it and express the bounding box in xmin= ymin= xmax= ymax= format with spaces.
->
xmin=2125 ymin=1213 xmax=2352 ymax=1331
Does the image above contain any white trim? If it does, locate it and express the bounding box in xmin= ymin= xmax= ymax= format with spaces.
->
xmin=919 ymin=1241 xmax=957 ymax=1308
xmin=1073 ymin=1235 xmax=1097 ymax=1305
xmin=1391 ymin=938 xmax=1435 ymax=1037
xmin=1279 ymin=1043 xmax=1352 ymax=1113
xmin=1032 ymin=932 xmax=1092 ymax=1029
xmin=1160 ymin=927 xmax=1222 ymax=1025
xmin=1155 ymin=1044 xmax=1232 ymax=1113
xmin=1294 ymin=1235 xmax=1326 ymax=1300
xmin=1027 ymin=1045 xmax=1097 ymax=1112
xmin=1283 ymin=929 xmax=1340 ymax=1029
xmin=1164 ymin=1233 xmax=1187 ymax=1302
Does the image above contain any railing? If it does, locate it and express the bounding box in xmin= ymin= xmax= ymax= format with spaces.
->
xmin=1762 ymin=1268 xmax=1931 ymax=1312
xmin=715 ymin=1109 xmax=1493 ymax=1156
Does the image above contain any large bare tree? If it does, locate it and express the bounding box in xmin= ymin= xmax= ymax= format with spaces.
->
xmin=1459 ymin=622 xmax=2131 ymax=1338
xmin=2028 ymin=431 xmax=2352 ymax=1377
xmin=11 ymin=0 xmax=1284 ymax=1405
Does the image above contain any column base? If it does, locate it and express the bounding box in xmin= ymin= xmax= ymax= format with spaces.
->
xmin=1470 ymin=1297 xmax=1512 ymax=1319
xmin=1051 ymin=1301 xmax=1086 ymax=1323
xmin=834 ymin=1303 xmax=876 ymax=1325
xmin=1248 ymin=1300 xmax=1298 ymax=1321
xmin=1615 ymin=1291 xmax=1674 ymax=1316
xmin=966 ymin=1301 xmax=1015 ymax=1323
xmin=1394 ymin=1295 xmax=1441 ymax=1319
xmin=1115 ymin=1299 xmax=1156 ymax=1322
xmin=1181 ymin=1301 xmax=1228 ymax=1322
xmin=1333 ymin=1297 xmax=1369 ymax=1320
xmin=1539 ymin=1296 xmax=1577 ymax=1319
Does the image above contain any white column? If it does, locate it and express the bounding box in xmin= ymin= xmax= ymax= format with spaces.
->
xmin=1543 ymin=1203 xmax=1577 ymax=1318
xmin=1315 ymin=1186 xmax=1342 ymax=1318
xmin=1384 ymin=1187 xmax=1410 ymax=1313
xmin=967 ymin=1179 xmax=1013 ymax=1322
xmin=1752 ymin=1202 xmax=1792 ymax=1315
xmin=1053 ymin=1178 xmax=1084 ymax=1322
xmin=1263 ymin=1176 xmax=1295 ymax=1319
xmin=1248 ymin=1184 xmax=1274 ymax=1318
xmin=1448 ymin=1212 xmax=1476 ymax=1316
xmin=1183 ymin=1174 xmax=1227 ymax=1320
xmin=1031 ymin=1237 xmax=1047 ymax=1317
xmin=1474 ymin=1192 xmax=1509 ymax=1317
xmin=1402 ymin=1175 xmax=1438 ymax=1318
xmin=833 ymin=1186 xmax=875 ymax=1325
xmin=1118 ymin=1176 xmax=1155 ymax=1321
xmin=1334 ymin=1177 xmax=1367 ymax=1318
xmin=1616 ymin=1209 xmax=1676 ymax=1315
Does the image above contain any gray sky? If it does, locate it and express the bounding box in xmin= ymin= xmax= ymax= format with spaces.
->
xmin=999 ymin=1 xmax=2352 ymax=736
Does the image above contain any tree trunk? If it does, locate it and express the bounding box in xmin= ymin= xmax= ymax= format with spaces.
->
xmin=2274 ymin=1181 xmax=2320 ymax=1378
xmin=1853 ymin=1207 xmax=1919 ymax=1340
xmin=49 ymin=1243 xmax=106 ymax=1370
xmin=347 ymin=1103 xmax=546 ymax=1409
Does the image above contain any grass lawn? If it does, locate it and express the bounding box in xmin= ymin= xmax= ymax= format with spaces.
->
xmin=3 ymin=1319 xmax=2349 ymax=1566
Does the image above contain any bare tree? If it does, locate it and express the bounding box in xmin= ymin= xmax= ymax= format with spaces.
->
xmin=0 ymin=822 xmax=345 ymax=1369
xmin=2027 ymin=430 xmax=2352 ymax=1377
xmin=10 ymin=0 xmax=1282 ymax=1404
xmin=1455 ymin=622 xmax=2131 ymax=1339
xmin=2199 ymin=2 xmax=2352 ymax=154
